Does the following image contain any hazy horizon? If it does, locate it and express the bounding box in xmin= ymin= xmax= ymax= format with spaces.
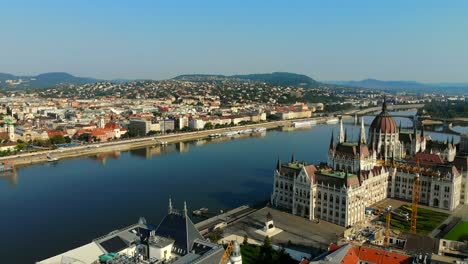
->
xmin=2 ymin=0 xmax=468 ymax=82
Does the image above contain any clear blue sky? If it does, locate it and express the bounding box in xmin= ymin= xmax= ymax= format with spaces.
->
xmin=1 ymin=0 xmax=468 ymax=82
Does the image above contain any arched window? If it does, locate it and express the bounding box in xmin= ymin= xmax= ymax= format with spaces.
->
xmin=433 ymin=198 xmax=439 ymax=207
xmin=324 ymin=193 xmax=328 ymax=200
xmin=443 ymin=200 xmax=449 ymax=208
xmin=330 ymin=194 xmax=334 ymax=202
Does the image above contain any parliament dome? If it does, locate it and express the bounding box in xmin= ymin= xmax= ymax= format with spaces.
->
xmin=370 ymin=100 xmax=398 ymax=134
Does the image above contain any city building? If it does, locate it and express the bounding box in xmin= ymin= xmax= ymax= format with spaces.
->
xmin=38 ymin=201 xmax=225 ymax=264
xmin=271 ymin=101 xmax=467 ymax=226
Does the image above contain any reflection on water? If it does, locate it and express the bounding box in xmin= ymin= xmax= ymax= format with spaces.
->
xmin=0 ymin=170 xmax=17 ymax=185
xmin=452 ymin=126 xmax=468 ymax=134
xmin=129 ymin=131 xmax=268 ymax=159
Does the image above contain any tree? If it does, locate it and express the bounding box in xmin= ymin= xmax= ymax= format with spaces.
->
xmin=15 ymin=142 xmax=26 ymax=151
xmin=147 ymin=130 xmax=160 ymax=136
xmin=243 ymin=234 xmax=249 ymax=245
xmin=204 ymin=122 xmax=214 ymax=130
xmin=64 ymin=136 xmax=72 ymax=143
xmin=262 ymin=236 xmax=272 ymax=252
xmin=77 ymin=133 xmax=90 ymax=142
xmin=50 ymin=135 xmax=66 ymax=144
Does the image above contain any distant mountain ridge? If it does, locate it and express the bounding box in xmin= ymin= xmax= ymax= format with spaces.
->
xmin=1 ymin=71 xmax=467 ymax=95
xmin=0 ymin=72 xmax=99 ymax=89
xmin=174 ymin=72 xmax=320 ymax=88
xmin=327 ymin=79 xmax=468 ymax=94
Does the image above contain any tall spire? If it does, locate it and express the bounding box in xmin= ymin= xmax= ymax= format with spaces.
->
xmin=291 ymin=152 xmax=295 ymax=163
xmin=372 ymin=128 xmax=377 ymax=151
xmin=344 ymin=170 xmax=349 ymax=187
xmin=339 ymin=117 xmax=345 ymax=143
xmin=329 ymin=130 xmax=335 ymax=150
xmin=359 ymin=117 xmax=366 ymax=145
xmin=382 ymin=96 xmax=387 ymax=112
xmin=276 ymin=157 xmax=281 ymax=172
xmin=168 ymin=198 xmax=173 ymax=214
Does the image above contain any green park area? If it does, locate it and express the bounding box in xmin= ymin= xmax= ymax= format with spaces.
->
xmin=390 ymin=204 xmax=449 ymax=235
xmin=444 ymin=221 xmax=468 ymax=241
xmin=238 ymin=236 xmax=297 ymax=264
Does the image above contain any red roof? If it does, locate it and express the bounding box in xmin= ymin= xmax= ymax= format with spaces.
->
xmin=104 ymin=122 xmax=119 ymax=130
xmin=342 ymin=246 xmax=411 ymax=264
xmin=47 ymin=130 xmax=66 ymax=138
xmin=409 ymin=153 xmax=444 ymax=166
xmin=304 ymin=165 xmax=317 ymax=181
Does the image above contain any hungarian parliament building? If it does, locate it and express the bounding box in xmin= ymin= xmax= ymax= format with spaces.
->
xmin=271 ymin=101 xmax=468 ymax=227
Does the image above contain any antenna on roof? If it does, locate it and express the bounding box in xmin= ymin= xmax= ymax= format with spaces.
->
xmin=168 ymin=197 xmax=173 ymax=214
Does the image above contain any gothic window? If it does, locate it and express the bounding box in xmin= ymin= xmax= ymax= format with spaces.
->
xmin=445 ymin=186 xmax=450 ymax=192
xmin=434 ymin=184 xmax=440 ymax=191
xmin=318 ymin=192 xmax=321 ymax=199
xmin=433 ymin=198 xmax=439 ymax=207
xmin=324 ymin=193 xmax=328 ymax=200
xmin=342 ymin=197 xmax=346 ymax=205
xmin=443 ymin=200 xmax=449 ymax=208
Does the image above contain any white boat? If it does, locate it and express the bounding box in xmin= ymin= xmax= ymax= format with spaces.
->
xmin=209 ymin=133 xmax=221 ymax=138
xmin=224 ymin=131 xmax=239 ymax=137
xmin=293 ymin=121 xmax=315 ymax=128
xmin=240 ymin=129 xmax=253 ymax=134
xmin=46 ymin=153 xmax=59 ymax=162
xmin=253 ymin=127 xmax=267 ymax=133
xmin=326 ymin=118 xmax=339 ymax=124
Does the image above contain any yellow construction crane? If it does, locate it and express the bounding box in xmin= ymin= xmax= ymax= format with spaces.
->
xmin=384 ymin=206 xmax=392 ymax=247
xmin=410 ymin=160 xmax=421 ymax=233
xmin=218 ymin=241 xmax=233 ymax=264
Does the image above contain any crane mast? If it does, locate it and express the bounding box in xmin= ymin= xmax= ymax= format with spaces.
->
xmin=410 ymin=160 xmax=421 ymax=233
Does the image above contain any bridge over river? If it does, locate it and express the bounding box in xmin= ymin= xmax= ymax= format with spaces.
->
xmin=343 ymin=104 xmax=464 ymax=135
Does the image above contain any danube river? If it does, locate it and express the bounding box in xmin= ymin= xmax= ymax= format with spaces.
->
xmin=0 ymin=111 xmax=460 ymax=263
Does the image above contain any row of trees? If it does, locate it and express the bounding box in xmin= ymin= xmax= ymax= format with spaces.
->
xmin=420 ymin=100 xmax=468 ymax=119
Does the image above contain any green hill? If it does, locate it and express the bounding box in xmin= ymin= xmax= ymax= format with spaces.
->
xmin=174 ymin=72 xmax=319 ymax=88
